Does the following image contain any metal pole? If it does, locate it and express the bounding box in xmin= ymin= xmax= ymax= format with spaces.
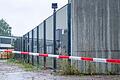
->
xmin=37 ymin=26 xmax=40 ymax=67
xmin=44 ymin=20 xmax=47 ymax=68
xmin=31 ymin=30 xmax=34 ymax=65
xmin=53 ymin=8 xmax=57 ymax=71
xmin=20 ymin=37 xmax=23 ymax=61
xmin=27 ymin=33 xmax=30 ymax=63
xmin=23 ymin=36 xmax=25 ymax=62
xmin=67 ymin=3 xmax=71 ymax=64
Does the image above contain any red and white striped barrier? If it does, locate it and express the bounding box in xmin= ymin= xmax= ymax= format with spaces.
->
xmin=0 ymin=49 xmax=120 ymax=64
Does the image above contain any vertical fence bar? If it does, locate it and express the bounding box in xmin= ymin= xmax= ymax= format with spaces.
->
xmin=23 ymin=36 xmax=25 ymax=62
xmin=37 ymin=26 xmax=40 ymax=67
xmin=27 ymin=33 xmax=30 ymax=63
xmin=43 ymin=20 xmax=47 ymax=68
xmin=19 ymin=37 xmax=23 ymax=60
xmin=13 ymin=39 xmax=16 ymax=60
xmin=25 ymin=35 xmax=27 ymax=62
xmin=67 ymin=3 xmax=71 ymax=63
xmin=53 ymin=9 xmax=57 ymax=71
xmin=31 ymin=30 xmax=34 ymax=65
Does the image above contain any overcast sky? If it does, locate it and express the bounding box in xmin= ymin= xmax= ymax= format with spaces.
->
xmin=0 ymin=0 xmax=68 ymax=36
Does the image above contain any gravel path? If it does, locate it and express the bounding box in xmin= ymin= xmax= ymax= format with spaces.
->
xmin=0 ymin=60 xmax=120 ymax=80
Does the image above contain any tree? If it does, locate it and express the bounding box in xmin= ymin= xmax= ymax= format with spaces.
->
xmin=0 ymin=19 xmax=11 ymax=36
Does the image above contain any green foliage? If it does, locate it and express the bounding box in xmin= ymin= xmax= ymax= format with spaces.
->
xmin=7 ymin=59 xmax=41 ymax=71
xmin=86 ymin=62 xmax=96 ymax=75
xmin=0 ymin=19 xmax=11 ymax=36
xmin=59 ymin=59 xmax=80 ymax=75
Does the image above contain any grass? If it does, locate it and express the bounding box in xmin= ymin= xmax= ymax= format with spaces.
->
xmin=58 ymin=59 xmax=81 ymax=75
xmin=7 ymin=58 xmax=41 ymax=71
xmin=7 ymin=58 xmax=117 ymax=75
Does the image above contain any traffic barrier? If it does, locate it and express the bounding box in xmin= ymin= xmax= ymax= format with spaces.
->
xmin=0 ymin=49 xmax=120 ymax=64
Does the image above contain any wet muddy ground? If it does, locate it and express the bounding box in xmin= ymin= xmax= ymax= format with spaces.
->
xmin=0 ymin=60 xmax=120 ymax=80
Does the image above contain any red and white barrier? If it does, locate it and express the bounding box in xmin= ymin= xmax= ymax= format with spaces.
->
xmin=0 ymin=49 xmax=120 ymax=64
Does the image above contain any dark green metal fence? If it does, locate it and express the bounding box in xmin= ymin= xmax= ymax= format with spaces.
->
xmin=14 ymin=4 xmax=71 ymax=69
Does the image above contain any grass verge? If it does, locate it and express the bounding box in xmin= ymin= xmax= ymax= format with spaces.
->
xmin=58 ymin=59 xmax=81 ymax=75
xmin=7 ymin=59 xmax=41 ymax=71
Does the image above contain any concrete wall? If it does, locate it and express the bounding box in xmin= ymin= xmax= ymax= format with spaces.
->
xmin=71 ymin=0 xmax=120 ymax=74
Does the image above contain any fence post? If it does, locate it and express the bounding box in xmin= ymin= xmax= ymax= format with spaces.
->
xmin=27 ymin=33 xmax=30 ymax=63
xmin=44 ymin=20 xmax=47 ymax=68
xmin=20 ymin=37 xmax=23 ymax=61
xmin=37 ymin=26 xmax=40 ymax=67
xmin=67 ymin=3 xmax=71 ymax=64
xmin=31 ymin=30 xmax=34 ymax=65
xmin=23 ymin=36 xmax=26 ymax=62
xmin=53 ymin=8 xmax=57 ymax=72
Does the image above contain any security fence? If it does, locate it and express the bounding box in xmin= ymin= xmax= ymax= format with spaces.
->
xmin=13 ymin=0 xmax=120 ymax=74
xmin=14 ymin=4 xmax=71 ymax=70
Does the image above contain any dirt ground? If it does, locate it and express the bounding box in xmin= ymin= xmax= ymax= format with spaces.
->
xmin=0 ymin=60 xmax=120 ymax=80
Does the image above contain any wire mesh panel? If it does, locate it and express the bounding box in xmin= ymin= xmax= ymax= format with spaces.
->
xmin=14 ymin=37 xmax=22 ymax=51
xmin=56 ymin=5 xmax=68 ymax=69
xmin=29 ymin=31 xmax=32 ymax=64
xmin=25 ymin=34 xmax=29 ymax=62
xmin=27 ymin=32 xmax=30 ymax=63
xmin=22 ymin=34 xmax=28 ymax=62
xmin=33 ymin=28 xmax=37 ymax=53
xmin=29 ymin=31 xmax=32 ymax=52
xmin=24 ymin=34 xmax=28 ymax=52
xmin=14 ymin=37 xmax=22 ymax=60
xmin=38 ymin=23 xmax=44 ymax=66
xmin=32 ymin=28 xmax=37 ymax=65
xmin=46 ymin=16 xmax=54 ymax=68
xmin=39 ymin=23 xmax=44 ymax=53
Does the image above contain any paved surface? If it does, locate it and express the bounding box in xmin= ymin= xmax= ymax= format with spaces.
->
xmin=0 ymin=60 xmax=120 ymax=80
